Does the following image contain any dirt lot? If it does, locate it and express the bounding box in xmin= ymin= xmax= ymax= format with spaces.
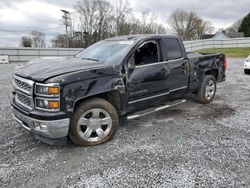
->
xmin=0 ymin=58 xmax=249 ymax=187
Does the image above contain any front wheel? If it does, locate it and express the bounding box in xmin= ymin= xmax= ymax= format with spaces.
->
xmin=69 ymin=98 xmax=119 ymax=146
xmin=196 ymin=75 xmax=216 ymax=104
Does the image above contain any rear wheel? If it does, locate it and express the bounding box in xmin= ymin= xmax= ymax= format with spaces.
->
xmin=196 ymin=75 xmax=216 ymax=104
xmin=69 ymin=98 xmax=119 ymax=146
xmin=245 ymin=69 xmax=250 ymax=74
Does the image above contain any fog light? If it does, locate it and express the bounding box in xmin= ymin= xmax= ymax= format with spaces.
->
xmin=33 ymin=122 xmax=47 ymax=131
xmin=33 ymin=122 xmax=40 ymax=129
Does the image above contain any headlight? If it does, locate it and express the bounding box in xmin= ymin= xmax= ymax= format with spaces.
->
xmin=35 ymin=98 xmax=60 ymax=112
xmin=35 ymin=83 xmax=60 ymax=97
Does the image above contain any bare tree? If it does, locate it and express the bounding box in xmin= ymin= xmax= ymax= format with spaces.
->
xmin=51 ymin=34 xmax=67 ymax=48
xmin=95 ymin=0 xmax=113 ymax=40
xmin=114 ymin=0 xmax=132 ymax=35
xmin=75 ymin=0 xmax=98 ymax=46
xmin=71 ymin=0 xmax=167 ymax=48
xmin=140 ymin=10 xmax=166 ymax=34
xmin=30 ymin=30 xmax=46 ymax=48
xmin=226 ymin=19 xmax=243 ymax=33
xmin=195 ymin=20 xmax=214 ymax=39
xmin=20 ymin=36 xmax=32 ymax=47
xmin=169 ymin=9 xmax=213 ymax=40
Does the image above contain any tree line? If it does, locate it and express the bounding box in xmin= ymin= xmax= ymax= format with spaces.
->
xmin=20 ymin=0 xmax=250 ymax=48
xmin=51 ymin=0 xmax=167 ymax=48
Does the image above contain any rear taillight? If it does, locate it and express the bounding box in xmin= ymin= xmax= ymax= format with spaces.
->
xmin=223 ymin=57 xmax=227 ymax=70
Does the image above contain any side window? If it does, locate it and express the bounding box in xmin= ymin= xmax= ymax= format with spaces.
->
xmin=161 ymin=38 xmax=182 ymax=61
xmin=134 ymin=41 xmax=159 ymax=66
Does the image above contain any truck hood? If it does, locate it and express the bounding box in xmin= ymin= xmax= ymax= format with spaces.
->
xmin=14 ymin=57 xmax=112 ymax=82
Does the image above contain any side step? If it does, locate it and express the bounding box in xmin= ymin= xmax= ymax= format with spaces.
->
xmin=127 ymin=99 xmax=186 ymax=120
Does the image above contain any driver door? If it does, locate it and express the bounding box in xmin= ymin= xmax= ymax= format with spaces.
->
xmin=126 ymin=40 xmax=170 ymax=107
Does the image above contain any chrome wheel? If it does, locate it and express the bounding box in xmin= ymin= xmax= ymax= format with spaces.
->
xmin=77 ymin=108 xmax=112 ymax=142
xmin=205 ymin=80 xmax=215 ymax=100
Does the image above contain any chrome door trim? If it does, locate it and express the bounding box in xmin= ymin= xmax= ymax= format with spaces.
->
xmin=128 ymin=86 xmax=187 ymax=104
xmin=135 ymin=57 xmax=184 ymax=68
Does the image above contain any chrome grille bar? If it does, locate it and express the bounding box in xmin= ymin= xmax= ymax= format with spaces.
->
xmin=13 ymin=75 xmax=35 ymax=111
xmin=15 ymin=91 xmax=33 ymax=110
xmin=13 ymin=75 xmax=34 ymax=95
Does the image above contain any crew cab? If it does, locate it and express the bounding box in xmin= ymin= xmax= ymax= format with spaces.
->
xmin=11 ymin=35 xmax=226 ymax=146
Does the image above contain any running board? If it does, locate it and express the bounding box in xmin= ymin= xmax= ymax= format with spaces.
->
xmin=127 ymin=99 xmax=186 ymax=120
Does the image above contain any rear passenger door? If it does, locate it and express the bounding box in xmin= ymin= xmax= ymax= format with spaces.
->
xmin=160 ymin=38 xmax=189 ymax=95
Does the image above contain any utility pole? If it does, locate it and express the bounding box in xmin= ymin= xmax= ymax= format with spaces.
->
xmin=61 ymin=9 xmax=70 ymax=48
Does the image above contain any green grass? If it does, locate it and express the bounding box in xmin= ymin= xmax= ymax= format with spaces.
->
xmin=195 ymin=48 xmax=250 ymax=58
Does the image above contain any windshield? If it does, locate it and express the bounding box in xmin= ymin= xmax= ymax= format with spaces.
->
xmin=76 ymin=40 xmax=135 ymax=65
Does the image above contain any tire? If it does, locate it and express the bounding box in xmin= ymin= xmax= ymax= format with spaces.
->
xmin=69 ymin=98 xmax=119 ymax=146
xmin=196 ymin=75 xmax=216 ymax=104
xmin=245 ymin=69 xmax=250 ymax=74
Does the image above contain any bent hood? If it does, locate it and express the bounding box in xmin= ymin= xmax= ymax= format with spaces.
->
xmin=14 ymin=57 xmax=114 ymax=82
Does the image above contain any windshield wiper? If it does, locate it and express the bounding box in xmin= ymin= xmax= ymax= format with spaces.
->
xmin=81 ymin=57 xmax=99 ymax=62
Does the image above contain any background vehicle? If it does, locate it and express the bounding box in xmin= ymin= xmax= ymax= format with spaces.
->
xmin=244 ymin=55 xmax=250 ymax=74
xmin=11 ymin=35 xmax=226 ymax=146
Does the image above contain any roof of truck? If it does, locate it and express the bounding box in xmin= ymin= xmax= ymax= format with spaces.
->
xmin=106 ymin=34 xmax=180 ymax=41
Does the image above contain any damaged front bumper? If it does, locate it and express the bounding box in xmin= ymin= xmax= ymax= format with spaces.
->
xmin=12 ymin=107 xmax=70 ymax=145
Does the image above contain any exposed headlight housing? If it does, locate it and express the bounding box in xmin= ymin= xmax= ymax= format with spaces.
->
xmin=35 ymin=83 xmax=60 ymax=97
xmin=35 ymin=83 xmax=60 ymax=112
xmin=35 ymin=97 xmax=60 ymax=112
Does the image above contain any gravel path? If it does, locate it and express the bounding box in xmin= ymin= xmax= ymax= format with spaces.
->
xmin=0 ymin=59 xmax=249 ymax=187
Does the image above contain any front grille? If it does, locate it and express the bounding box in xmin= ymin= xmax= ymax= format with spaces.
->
xmin=13 ymin=75 xmax=34 ymax=95
xmin=13 ymin=75 xmax=34 ymax=110
xmin=16 ymin=92 xmax=33 ymax=109
xmin=14 ymin=78 xmax=32 ymax=92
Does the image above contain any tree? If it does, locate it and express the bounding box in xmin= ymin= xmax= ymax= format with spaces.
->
xmin=30 ymin=30 xmax=46 ymax=48
xmin=75 ymin=0 xmax=98 ymax=46
xmin=239 ymin=12 xmax=250 ymax=37
xmin=114 ymin=0 xmax=132 ymax=36
xmin=51 ymin=34 xmax=67 ymax=48
xmin=195 ymin=20 xmax=214 ymax=39
xmin=169 ymin=9 xmax=213 ymax=40
xmin=226 ymin=19 xmax=243 ymax=33
xmin=58 ymin=0 xmax=167 ymax=48
xmin=140 ymin=10 xmax=166 ymax=34
xmin=21 ymin=36 xmax=32 ymax=47
xmin=95 ymin=0 xmax=113 ymax=40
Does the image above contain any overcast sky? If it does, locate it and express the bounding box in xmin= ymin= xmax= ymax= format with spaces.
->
xmin=0 ymin=0 xmax=249 ymax=47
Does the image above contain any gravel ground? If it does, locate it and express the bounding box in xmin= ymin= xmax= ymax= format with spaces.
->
xmin=0 ymin=58 xmax=249 ymax=188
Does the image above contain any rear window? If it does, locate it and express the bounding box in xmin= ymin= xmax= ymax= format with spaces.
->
xmin=161 ymin=38 xmax=182 ymax=61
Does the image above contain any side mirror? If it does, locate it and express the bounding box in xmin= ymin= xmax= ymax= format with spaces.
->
xmin=128 ymin=55 xmax=135 ymax=70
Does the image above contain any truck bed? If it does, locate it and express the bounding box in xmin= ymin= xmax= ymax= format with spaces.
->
xmin=187 ymin=52 xmax=223 ymax=59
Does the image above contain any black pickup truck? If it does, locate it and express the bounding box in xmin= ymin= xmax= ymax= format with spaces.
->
xmin=11 ymin=35 xmax=226 ymax=146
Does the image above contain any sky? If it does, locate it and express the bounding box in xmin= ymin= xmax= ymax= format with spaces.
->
xmin=0 ymin=0 xmax=249 ymax=47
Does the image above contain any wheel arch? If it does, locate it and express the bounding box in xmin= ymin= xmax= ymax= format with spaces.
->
xmin=73 ymin=90 xmax=125 ymax=115
xmin=205 ymin=69 xmax=219 ymax=81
